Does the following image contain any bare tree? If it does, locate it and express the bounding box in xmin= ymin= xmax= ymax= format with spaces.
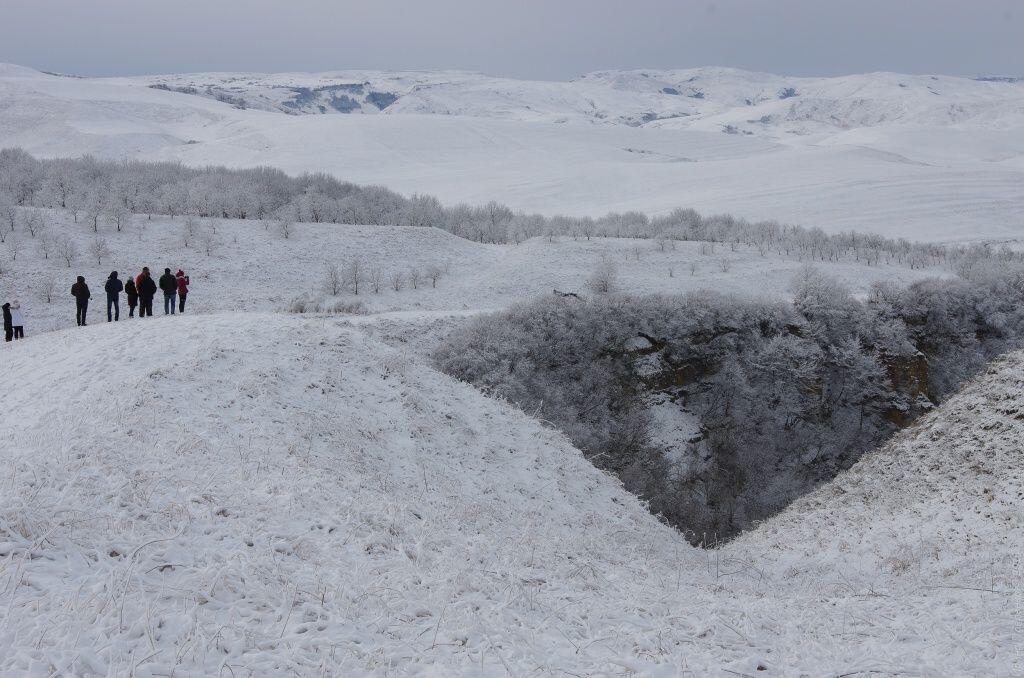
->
xmin=23 ymin=210 xmax=45 ymax=238
xmin=276 ymin=219 xmax=293 ymax=240
xmin=344 ymin=258 xmax=363 ymax=295
xmin=0 ymin=201 xmax=16 ymax=234
xmin=409 ymin=267 xmax=421 ymax=290
xmin=390 ymin=270 xmax=405 ymax=292
xmin=427 ymin=265 xmax=444 ymax=288
xmin=39 ymin=276 xmax=56 ymax=304
xmin=323 ymin=263 xmax=342 ymax=296
xmin=67 ymin=193 xmax=82 ymax=223
xmin=182 ymin=218 xmax=196 ymax=248
xmin=38 ymin=233 xmax=53 ymax=260
xmin=89 ymin=236 xmax=111 ymax=265
xmin=7 ymin=233 xmax=22 ymax=261
xmin=720 ymin=257 xmax=732 ymax=273
xmin=109 ymin=204 xmax=131 ymax=232
xmin=199 ymin=229 xmax=220 ymax=257
xmin=86 ymin=195 xmax=104 ymax=232
xmin=56 ymin=235 xmax=78 ymax=267
xmin=369 ymin=267 xmax=383 ymax=294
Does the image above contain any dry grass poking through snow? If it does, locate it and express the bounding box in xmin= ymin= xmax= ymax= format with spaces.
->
xmin=1 ymin=314 xmax=1022 ymax=675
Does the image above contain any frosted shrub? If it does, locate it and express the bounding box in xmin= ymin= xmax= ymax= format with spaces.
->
xmin=286 ymin=294 xmax=366 ymax=315
xmin=587 ymin=257 xmax=618 ymax=294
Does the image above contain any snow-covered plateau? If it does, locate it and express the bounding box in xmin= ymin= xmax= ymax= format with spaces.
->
xmin=0 ymin=63 xmax=1022 ymax=242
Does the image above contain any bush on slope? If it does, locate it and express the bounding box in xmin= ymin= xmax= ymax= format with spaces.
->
xmin=435 ymin=267 xmax=1024 ymax=540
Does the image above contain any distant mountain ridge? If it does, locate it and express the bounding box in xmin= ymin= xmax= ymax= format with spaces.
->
xmin=121 ymin=66 xmax=1024 ymax=138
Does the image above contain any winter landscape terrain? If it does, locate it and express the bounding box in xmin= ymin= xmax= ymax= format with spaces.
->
xmin=1 ymin=63 xmax=1023 ymax=241
xmin=1 ymin=57 xmax=1023 ymax=676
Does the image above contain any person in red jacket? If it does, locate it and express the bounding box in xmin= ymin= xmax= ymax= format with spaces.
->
xmin=175 ymin=270 xmax=190 ymax=313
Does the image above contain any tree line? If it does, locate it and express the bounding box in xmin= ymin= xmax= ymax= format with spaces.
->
xmin=1 ymin=148 xmax=1019 ymax=275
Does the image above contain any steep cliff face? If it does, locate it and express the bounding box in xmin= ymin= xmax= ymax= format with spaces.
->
xmin=881 ymin=350 xmax=934 ymax=426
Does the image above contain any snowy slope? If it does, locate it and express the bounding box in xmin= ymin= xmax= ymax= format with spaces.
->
xmin=0 ymin=209 xmax=949 ymax=337
xmin=0 ymin=313 xmax=686 ymax=675
xmin=1 ymin=64 xmax=1022 ymax=242
xmin=2 ymin=312 xmax=1022 ymax=675
xmin=734 ymin=351 xmax=1024 ymax=586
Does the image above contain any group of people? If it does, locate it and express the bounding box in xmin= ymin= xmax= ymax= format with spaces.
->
xmin=3 ymin=267 xmax=191 ymax=340
xmin=71 ymin=267 xmax=191 ymax=326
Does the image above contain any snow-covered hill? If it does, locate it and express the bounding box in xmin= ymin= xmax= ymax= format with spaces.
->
xmin=736 ymin=352 xmax=1024 ymax=584
xmin=129 ymin=66 xmax=1024 ymax=139
xmin=1 ymin=64 xmax=1022 ymax=242
xmin=0 ymin=313 xmax=684 ymax=675
xmin=2 ymin=311 xmax=1021 ymax=675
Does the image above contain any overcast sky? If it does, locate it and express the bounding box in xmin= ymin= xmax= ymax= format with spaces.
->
xmin=1 ymin=0 xmax=1020 ymax=79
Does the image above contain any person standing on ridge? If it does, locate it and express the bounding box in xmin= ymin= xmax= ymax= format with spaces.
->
xmin=9 ymin=301 xmax=25 ymax=339
xmin=105 ymin=271 xmax=123 ymax=322
xmin=124 ymin=275 xmax=139 ymax=318
xmin=2 ymin=302 xmax=12 ymax=342
xmin=175 ymin=269 xmax=190 ymax=313
xmin=138 ymin=268 xmax=156 ymax=318
xmin=71 ymin=276 xmax=91 ymax=326
xmin=159 ymin=267 xmax=177 ymax=315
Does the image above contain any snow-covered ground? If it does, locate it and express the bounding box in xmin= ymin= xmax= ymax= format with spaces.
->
xmin=0 ymin=209 xmax=950 ymax=336
xmin=1 ymin=60 xmax=1022 ymax=675
xmin=1 ymin=312 xmax=1021 ymax=675
xmin=1 ymin=63 xmax=1022 ymax=242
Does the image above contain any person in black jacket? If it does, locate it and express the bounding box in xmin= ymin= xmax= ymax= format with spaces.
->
xmin=124 ymin=276 xmax=138 ymax=318
xmin=2 ymin=302 xmax=11 ymax=342
xmin=159 ymin=267 xmax=177 ymax=315
xmin=71 ymin=276 xmax=90 ymax=326
xmin=137 ymin=268 xmax=157 ymax=317
xmin=104 ymin=271 xmax=124 ymax=322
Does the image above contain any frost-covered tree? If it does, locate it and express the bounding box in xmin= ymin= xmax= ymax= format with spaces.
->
xmin=7 ymin=232 xmax=22 ymax=261
xmin=56 ymin=235 xmax=77 ymax=267
xmin=323 ymin=263 xmax=342 ymax=296
xmin=390 ymin=270 xmax=405 ymax=292
xmin=344 ymin=258 xmax=363 ymax=295
xmin=369 ymin=267 xmax=384 ymax=294
xmin=427 ymin=265 xmax=444 ymax=288
xmin=88 ymin=236 xmax=111 ymax=265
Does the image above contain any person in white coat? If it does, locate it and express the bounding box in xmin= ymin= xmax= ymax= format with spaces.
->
xmin=9 ymin=300 xmax=25 ymax=339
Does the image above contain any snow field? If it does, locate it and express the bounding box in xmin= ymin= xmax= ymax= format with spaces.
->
xmin=1 ymin=64 xmax=1022 ymax=242
xmin=2 ymin=313 xmax=1021 ymax=675
xmin=0 ymin=313 xmax=691 ymax=675
xmin=0 ymin=209 xmax=950 ymax=337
